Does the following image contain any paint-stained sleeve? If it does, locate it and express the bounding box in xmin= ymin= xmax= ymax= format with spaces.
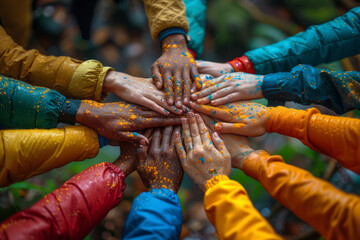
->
xmin=244 ymin=6 xmax=360 ymax=74
xmin=203 ymin=175 xmax=283 ymax=240
xmin=0 ymin=25 xmax=113 ymax=101
xmin=0 ymin=126 xmax=99 ymax=187
xmin=262 ymin=64 xmax=360 ymax=114
xmin=123 ymin=188 xmax=183 ymax=239
xmin=266 ymin=106 xmax=360 ymax=174
xmin=243 ymin=150 xmax=360 ymax=240
xmin=0 ymin=162 xmax=126 ymax=240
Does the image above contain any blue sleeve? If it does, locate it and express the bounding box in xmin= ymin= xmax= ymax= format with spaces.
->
xmin=245 ymin=6 xmax=360 ymax=74
xmin=262 ymin=64 xmax=360 ymax=114
xmin=183 ymin=0 xmax=206 ymax=58
xmin=123 ymin=188 xmax=183 ymax=240
xmin=0 ymin=75 xmax=66 ymax=129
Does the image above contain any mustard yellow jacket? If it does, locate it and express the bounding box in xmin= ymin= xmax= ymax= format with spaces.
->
xmin=0 ymin=126 xmax=99 ymax=187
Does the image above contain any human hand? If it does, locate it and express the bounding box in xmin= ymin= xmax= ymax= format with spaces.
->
xmin=103 ymin=71 xmax=183 ymax=115
xmin=151 ymin=34 xmax=202 ymax=108
xmin=174 ymin=112 xmax=231 ymax=191
xmin=137 ymin=126 xmax=184 ymax=192
xmin=200 ymin=114 xmax=254 ymax=169
xmin=76 ymin=100 xmax=182 ymax=144
xmin=191 ymin=72 xmax=264 ymax=105
xmin=190 ymin=101 xmax=268 ymax=137
xmin=196 ymin=60 xmax=234 ymax=78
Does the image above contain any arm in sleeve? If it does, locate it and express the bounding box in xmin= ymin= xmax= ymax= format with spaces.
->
xmin=142 ymin=0 xmax=189 ymax=42
xmin=244 ymin=6 xmax=360 ymax=74
xmin=266 ymin=106 xmax=360 ymax=174
xmin=183 ymin=0 xmax=206 ymax=58
xmin=204 ymin=175 xmax=282 ymax=240
xmin=242 ymin=150 xmax=360 ymax=240
xmin=0 ymin=162 xmax=126 ymax=240
xmin=0 ymin=26 xmax=113 ymax=101
xmin=123 ymin=188 xmax=182 ymax=240
xmin=262 ymin=64 xmax=360 ymax=114
xmin=0 ymin=126 xmax=99 ymax=187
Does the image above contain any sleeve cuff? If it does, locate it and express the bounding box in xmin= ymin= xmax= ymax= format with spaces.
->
xmin=205 ymin=175 xmax=230 ymax=191
xmin=58 ymin=99 xmax=81 ymax=125
xmin=241 ymin=150 xmax=272 ymax=181
xmin=158 ymin=27 xmax=188 ymax=46
xmin=227 ymin=56 xmax=255 ymax=74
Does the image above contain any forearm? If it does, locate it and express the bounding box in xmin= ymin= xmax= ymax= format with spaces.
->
xmin=204 ymin=175 xmax=282 ymax=240
xmin=0 ymin=162 xmax=126 ymax=240
xmin=243 ymin=151 xmax=360 ymax=240
xmin=0 ymin=126 xmax=99 ymax=187
xmin=262 ymin=65 xmax=360 ymax=114
xmin=266 ymin=106 xmax=360 ymax=174
xmin=0 ymin=26 xmax=112 ymax=101
xmin=123 ymin=188 xmax=182 ymax=239
xmin=244 ymin=7 xmax=360 ymax=74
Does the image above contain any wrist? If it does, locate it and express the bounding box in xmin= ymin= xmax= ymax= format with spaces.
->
xmin=102 ymin=70 xmax=118 ymax=93
xmin=161 ymin=33 xmax=187 ymax=51
xmin=158 ymin=28 xmax=188 ymax=47
xmin=232 ymin=150 xmax=255 ymax=170
xmin=59 ymin=99 xmax=81 ymax=125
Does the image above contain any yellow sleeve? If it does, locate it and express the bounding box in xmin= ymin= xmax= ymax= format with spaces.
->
xmin=0 ymin=26 xmax=113 ymax=101
xmin=0 ymin=126 xmax=99 ymax=187
xmin=243 ymin=150 xmax=360 ymax=240
xmin=142 ymin=0 xmax=189 ymax=41
xmin=204 ymin=175 xmax=283 ymax=240
xmin=266 ymin=106 xmax=360 ymax=174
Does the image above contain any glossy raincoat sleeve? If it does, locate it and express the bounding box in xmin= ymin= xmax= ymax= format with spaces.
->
xmin=262 ymin=64 xmax=360 ymax=114
xmin=0 ymin=75 xmax=66 ymax=129
xmin=0 ymin=25 xmax=113 ymax=101
xmin=122 ymin=188 xmax=182 ymax=240
xmin=0 ymin=162 xmax=126 ymax=240
xmin=0 ymin=126 xmax=99 ymax=187
xmin=142 ymin=0 xmax=189 ymax=41
xmin=203 ymin=175 xmax=283 ymax=240
xmin=244 ymin=6 xmax=360 ymax=74
xmin=242 ymin=150 xmax=360 ymax=240
xmin=266 ymin=106 xmax=360 ymax=174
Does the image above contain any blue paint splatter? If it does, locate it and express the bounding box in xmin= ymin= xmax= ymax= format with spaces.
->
xmin=199 ymin=157 xmax=205 ymax=163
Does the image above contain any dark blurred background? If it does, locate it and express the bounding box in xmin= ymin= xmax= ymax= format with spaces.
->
xmin=1 ymin=0 xmax=360 ymax=239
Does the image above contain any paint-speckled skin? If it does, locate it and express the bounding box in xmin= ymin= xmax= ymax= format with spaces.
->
xmin=0 ymin=162 xmax=126 ymax=240
xmin=137 ymin=126 xmax=184 ymax=192
xmin=76 ymin=100 xmax=182 ymax=144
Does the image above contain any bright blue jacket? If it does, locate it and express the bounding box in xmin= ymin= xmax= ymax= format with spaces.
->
xmin=245 ymin=6 xmax=360 ymax=75
xmin=123 ymin=188 xmax=182 ymax=240
xmin=263 ymin=64 xmax=360 ymax=114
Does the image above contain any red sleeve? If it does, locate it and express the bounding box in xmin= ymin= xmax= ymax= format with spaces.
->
xmin=0 ymin=162 xmax=126 ymax=240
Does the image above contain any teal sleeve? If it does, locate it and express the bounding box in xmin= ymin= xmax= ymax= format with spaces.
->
xmin=245 ymin=6 xmax=360 ymax=74
xmin=0 ymin=75 xmax=66 ymax=129
xmin=262 ymin=64 xmax=360 ymax=114
xmin=183 ymin=0 xmax=206 ymax=58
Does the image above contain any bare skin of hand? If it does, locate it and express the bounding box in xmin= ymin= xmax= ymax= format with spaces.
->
xmin=151 ymin=34 xmax=202 ymax=108
xmin=191 ymin=72 xmax=264 ymax=105
xmin=174 ymin=112 xmax=231 ymax=191
xmin=103 ymin=71 xmax=183 ymax=115
xmin=137 ymin=126 xmax=184 ymax=192
xmin=199 ymin=113 xmax=254 ymax=169
xmin=196 ymin=60 xmax=234 ymax=78
xmin=190 ymin=101 xmax=268 ymax=137
xmin=76 ymin=100 xmax=182 ymax=144
xmin=112 ymin=141 xmax=148 ymax=177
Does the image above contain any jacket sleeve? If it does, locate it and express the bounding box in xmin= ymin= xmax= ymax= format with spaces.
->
xmin=0 ymin=25 xmax=113 ymax=101
xmin=0 ymin=162 xmax=126 ymax=240
xmin=0 ymin=75 xmax=66 ymax=129
xmin=262 ymin=64 xmax=360 ymax=114
xmin=183 ymin=0 xmax=206 ymax=57
xmin=122 ymin=188 xmax=182 ymax=240
xmin=142 ymin=0 xmax=189 ymax=41
xmin=203 ymin=175 xmax=283 ymax=240
xmin=242 ymin=150 xmax=360 ymax=240
xmin=244 ymin=6 xmax=360 ymax=75
xmin=0 ymin=126 xmax=99 ymax=187
xmin=266 ymin=106 xmax=360 ymax=174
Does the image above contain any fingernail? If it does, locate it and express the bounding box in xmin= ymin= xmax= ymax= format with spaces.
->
xmin=215 ymin=124 xmax=221 ymax=131
xmin=156 ymin=82 xmax=161 ymax=88
xmin=191 ymin=94 xmax=198 ymax=100
xmin=168 ymin=99 xmax=174 ymax=105
xmin=213 ymin=132 xmax=219 ymax=138
xmin=176 ymin=101 xmax=182 ymax=108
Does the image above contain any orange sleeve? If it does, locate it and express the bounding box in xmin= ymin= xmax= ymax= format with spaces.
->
xmin=266 ymin=106 xmax=360 ymax=174
xmin=204 ymin=175 xmax=283 ymax=240
xmin=242 ymin=150 xmax=360 ymax=240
